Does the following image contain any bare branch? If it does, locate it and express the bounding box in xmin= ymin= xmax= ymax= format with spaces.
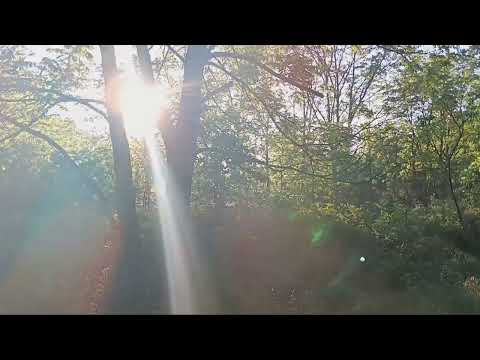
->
xmin=167 ymin=45 xmax=185 ymax=63
xmin=202 ymin=80 xmax=234 ymax=104
xmin=34 ymin=89 xmax=109 ymax=121
xmin=1 ymin=83 xmax=109 ymax=121
xmin=0 ymin=113 xmax=106 ymax=203
xmin=210 ymin=51 xmax=324 ymax=98
xmin=208 ymin=59 xmax=308 ymax=151
xmin=0 ymin=103 xmax=59 ymax=143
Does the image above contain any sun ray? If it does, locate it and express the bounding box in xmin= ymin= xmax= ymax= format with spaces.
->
xmin=117 ymin=74 xmax=169 ymax=138
xmin=116 ymin=74 xmax=204 ymax=313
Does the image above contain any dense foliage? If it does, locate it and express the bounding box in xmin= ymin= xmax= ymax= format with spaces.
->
xmin=2 ymin=45 xmax=480 ymax=313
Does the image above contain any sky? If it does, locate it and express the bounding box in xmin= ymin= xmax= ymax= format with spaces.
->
xmin=24 ymin=45 xmax=454 ymax=138
xmin=27 ymin=45 xmax=139 ymax=135
xmin=26 ymin=45 xmax=185 ymax=138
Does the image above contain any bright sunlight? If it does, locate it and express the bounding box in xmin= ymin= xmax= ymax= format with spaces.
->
xmin=117 ymin=74 xmax=168 ymax=138
xmin=5 ymin=45 xmax=480 ymax=315
xmin=117 ymin=73 xmax=202 ymax=313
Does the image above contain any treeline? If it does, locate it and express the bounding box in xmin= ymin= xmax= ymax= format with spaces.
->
xmin=2 ymin=45 xmax=480 ymax=312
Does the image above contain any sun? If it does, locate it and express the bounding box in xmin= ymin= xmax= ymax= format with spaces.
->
xmin=117 ymin=74 xmax=168 ymax=138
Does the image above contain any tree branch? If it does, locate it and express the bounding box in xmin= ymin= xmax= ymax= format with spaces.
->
xmin=208 ymin=59 xmax=309 ymax=151
xmin=202 ymin=80 xmax=234 ymax=104
xmin=0 ymin=78 xmax=108 ymax=121
xmin=167 ymin=45 xmax=185 ymax=63
xmin=0 ymin=103 xmax=60 ymax=144
xmin=210 ymin=51 xmax=324 ymax=98
xmin=36 ymin=89 xmax=109 ymax=121
xmin=0 ymin=113 xmax=107 ymax=203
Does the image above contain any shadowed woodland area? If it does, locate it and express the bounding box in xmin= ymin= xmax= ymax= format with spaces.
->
xmin=2 ymin=45 xmax=480 ymax=314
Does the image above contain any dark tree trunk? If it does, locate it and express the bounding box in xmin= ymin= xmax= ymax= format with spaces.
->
xmin=136 ymin=45 xmax=155 ymax=84
xmin=213 ymin=160 xmax=226 ymax=211
xmin=163 ymin=45 xmax=220 ymax=312
xmin=165 ymin=45 xmax=210 ymax=206
xmin=99 ymin=45 xmax=143 ymax=313
xmin=446 ymin=158 xmax=464 ymax=229
xmin=135 ymin=46 xmax=154 ymax=211
xmin=135 ymin=45 xmax=170 ymax=313
xmin=135 ymin=45 xmax=216 ymax=313
xmin=136 ymin=45 xmax=210 ymax=205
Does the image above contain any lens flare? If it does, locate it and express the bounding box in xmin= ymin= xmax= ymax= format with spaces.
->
xmin=118 ymin=74 xmax=168 ymax=138
xmin=145 ymin=134 xmax=197 ymax=314
xmin=115 ymin=74 xmax=216 ymax=313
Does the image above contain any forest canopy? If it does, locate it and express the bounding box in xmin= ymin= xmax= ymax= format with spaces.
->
xmin=2 ymin=45 xmax=480 ymax=314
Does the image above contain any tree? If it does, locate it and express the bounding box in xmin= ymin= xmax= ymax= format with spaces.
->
xmin=99 ymin=45 xmax=146 ymax=313
xmin=387 ymin=46 xmax=480 ymax=229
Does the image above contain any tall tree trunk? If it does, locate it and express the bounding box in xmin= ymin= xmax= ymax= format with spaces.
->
xmin=136 ymin=46 xmax=154 ymax=212
xmin=135 ymin=45 xmax=170 ymax=313
xmin=447 ymin=158 xmax=464 ymax=229
xmin=99 ymin=45 xmax=143 ymax=313
xmin=213 ymin=160 xmax=226 ymax=211
xmin=136 ymin=45 xmax=155 ymax=84
xmin=265 ymin=121 xmax=271 ymax=194
xmin=137 ymin=45 xmax=209 ymax=205
xmin=136 ymin=45 xmax=218 ymax=313
xmin=165 ymin=45 xmax=219 ymax=312
xmin=165 ymin=45 xmax=209 ymax=206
